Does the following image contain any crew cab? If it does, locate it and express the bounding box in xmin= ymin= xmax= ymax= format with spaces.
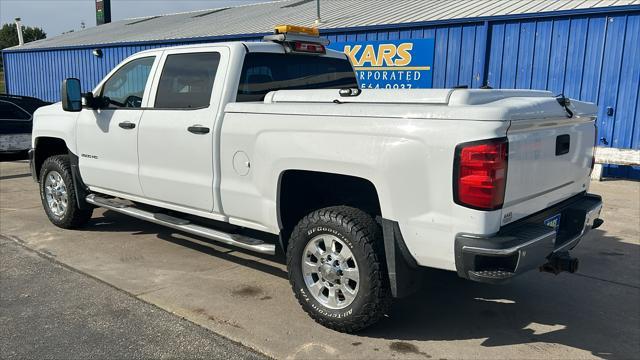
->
xmin=29 ymin=25 xmax=603 ymax=332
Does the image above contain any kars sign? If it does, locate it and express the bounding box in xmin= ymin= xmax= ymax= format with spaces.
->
xmin=329 ymin=38 xmax=434 ymax=89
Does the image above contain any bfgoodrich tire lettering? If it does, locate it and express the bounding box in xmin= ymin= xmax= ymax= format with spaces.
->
xmin=39 ymin=154 xmax=93 ymax=229
xmin=286 ymin=206 xmax=391 ymax=332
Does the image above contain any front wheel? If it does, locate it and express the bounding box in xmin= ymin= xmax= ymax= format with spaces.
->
xmin=39 ymin=155 xmax=93 ymax=228
xmin=286 ymin=206 xmax=391 ymax=332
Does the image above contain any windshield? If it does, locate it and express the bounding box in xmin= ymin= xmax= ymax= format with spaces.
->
xmin=236 ymin=53 xmax=358 ymax=102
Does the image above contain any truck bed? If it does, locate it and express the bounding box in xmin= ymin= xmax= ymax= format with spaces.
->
xmin=222 ymin=88 xmax=598 ymax=269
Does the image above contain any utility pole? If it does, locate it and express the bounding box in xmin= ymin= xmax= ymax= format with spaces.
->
xmin=14 ymin=18 xmax=24 ymax=46
xmin=315 ymin=0 xmax=322 ymax=25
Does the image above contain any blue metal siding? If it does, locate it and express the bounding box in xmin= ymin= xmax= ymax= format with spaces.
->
xmin=613 ymin=13 xmax=640 ymax=149
xmin=471 ymin=23 xmax=487 ymax=88
xmin=445 ymin=26 xmax=462 ymax=87
xmin=597 ymin=15 xmax=626 ymax=150
xmin=458 ymin=24 xmax=476 ymax=87
xmin=500 ymin=22 xmax=520 ymax=88
xmin=486 ymin=22 xmax=504 ymax=87
xmin=580 ymin=16 xmax=606 ymax=105
xmin=563 ymin=17 xmax=588 ymax=99
xmin=515 ymin=21 xmax=535 ymax=89
xmin=530 ymin=19 xmax=553 ymax=90
xmin=2 ymin=9 xmax=638 ymax=178
xmin=547 ymin=18 xmax=570 ymax=95
xmin=433 ymin=27 xmax=449 ymax=88
xmin=484 ymin=13 xmax=639 ymax=153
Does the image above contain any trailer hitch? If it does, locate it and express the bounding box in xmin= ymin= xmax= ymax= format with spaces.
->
xmin=540 ymin=251 xmax=579 ymax=275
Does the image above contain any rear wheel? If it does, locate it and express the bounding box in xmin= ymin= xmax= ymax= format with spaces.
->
xmin=286 ymin=206 xmax=391 ymax=332
xmin=39 ymin=155 xmax=93 ymax=228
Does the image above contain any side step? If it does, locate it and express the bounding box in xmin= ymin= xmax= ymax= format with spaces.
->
xmin=85 ymin=194 xmax=276 ymax=255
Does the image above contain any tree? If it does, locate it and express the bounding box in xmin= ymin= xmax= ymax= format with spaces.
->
xmin=0 ymin=23 xmax=47 ymax=49
xmin=0 ymin=23 xmax=46 ymax=72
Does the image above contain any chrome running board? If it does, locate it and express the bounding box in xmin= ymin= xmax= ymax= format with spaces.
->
xmin=86 ymin=194 xmax=276 ymax=255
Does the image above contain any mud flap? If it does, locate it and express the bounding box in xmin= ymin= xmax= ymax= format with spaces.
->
xmin=379 ymin=218 xmax=422 ymax=298
xmin=68 ymin=151 xmax=90 ymax=210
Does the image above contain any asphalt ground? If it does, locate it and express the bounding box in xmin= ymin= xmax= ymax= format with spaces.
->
xmin=0 ymin=235 xmax=266 ymax=360
xmin=1 ymin=159 xmax=639 ymax=359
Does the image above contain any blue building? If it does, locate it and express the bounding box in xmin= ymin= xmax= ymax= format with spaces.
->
xmin=3 ymin=0 xmax=639 ymax=177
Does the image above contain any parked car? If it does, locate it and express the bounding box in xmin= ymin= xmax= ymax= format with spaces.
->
xmin=29 ymin=25 xmax=603 ymax=332
xmin=0 ymin=94 xmax=51 ymax=154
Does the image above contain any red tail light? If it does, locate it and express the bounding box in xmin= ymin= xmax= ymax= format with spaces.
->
xmin=454 ymin=138 xmax=508 ymax=211
xmin=293 ymin=41 xmax=326 ymax=54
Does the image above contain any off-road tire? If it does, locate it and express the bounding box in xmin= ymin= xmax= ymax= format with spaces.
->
xmin=286 ymin=206 xmax=391 ymax=332
xmin=39 ymin=155 xmax=93 ymax=228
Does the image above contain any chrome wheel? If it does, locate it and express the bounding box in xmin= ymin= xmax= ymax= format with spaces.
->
xmin=301 ymin=234 xmax=360 ymax=309
xmin=44 ymin=171 xmax=68 ymax=217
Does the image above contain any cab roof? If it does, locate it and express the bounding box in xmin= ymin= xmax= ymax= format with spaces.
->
xmin=133 ymin=41 xmax=347 ymax=59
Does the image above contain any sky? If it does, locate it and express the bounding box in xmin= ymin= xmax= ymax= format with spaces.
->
xmin=1 ymin=0 xmax=267 ymax=36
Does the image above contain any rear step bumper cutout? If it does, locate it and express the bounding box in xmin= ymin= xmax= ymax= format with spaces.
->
xmin=454 ymin=193 xmax=603 ymax=284
xmin=86 ymin=195 xmax=276 ymax=255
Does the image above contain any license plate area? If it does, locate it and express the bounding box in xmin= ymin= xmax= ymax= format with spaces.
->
xmin=544 ymin=214 xmax=562 ymax=233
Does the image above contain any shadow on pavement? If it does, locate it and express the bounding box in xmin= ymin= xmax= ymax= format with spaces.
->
xmin=0 ymin=152 xmax=28 ymax=162
xmin=0 ymin=172 xmax=32 ymax=181
xmin=361 ymin=230 xmax=639 ymax=359
xmin=86 ymin=210 xmax=289 ymax=280
xmin=84 ymin=209 xmax=639 ymax=359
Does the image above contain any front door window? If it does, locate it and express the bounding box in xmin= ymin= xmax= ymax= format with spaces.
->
xmin=101 ymin=56 xmax=155 ymax=108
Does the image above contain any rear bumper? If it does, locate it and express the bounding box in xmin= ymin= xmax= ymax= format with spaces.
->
xmin=455 ymin=193 xmax=603 ymax=283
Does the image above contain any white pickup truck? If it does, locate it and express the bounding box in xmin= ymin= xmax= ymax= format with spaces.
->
xmin=30 ymin=26 xmax=603 ymax=332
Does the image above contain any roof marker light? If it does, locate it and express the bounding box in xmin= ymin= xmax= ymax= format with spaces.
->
xmin=263 ymin=24 xmax=330 ymax=51
xmin=274 ymin=24 xmax=319 ymax=36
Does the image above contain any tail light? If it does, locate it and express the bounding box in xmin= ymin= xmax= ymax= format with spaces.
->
xmin=454 ymin=138 xmax=508 ymax=211
xmin=590 ymin=124 xmax=598 ymax=175
xmin=293 ymin=41 xmax=326 ymax=54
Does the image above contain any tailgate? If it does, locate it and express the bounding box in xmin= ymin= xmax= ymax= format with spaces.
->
xmin=501 ymin=117 xmax=596 ymax=225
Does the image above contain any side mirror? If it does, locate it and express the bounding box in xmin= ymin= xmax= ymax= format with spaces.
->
xmin=61 ymin=78 xmax=82 ymax=112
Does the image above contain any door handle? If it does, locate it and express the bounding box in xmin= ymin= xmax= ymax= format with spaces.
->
xmin=119 ymin=121 xmax=136 ymax=129
xmin=188 ymin=125 xmax=210 ymax=134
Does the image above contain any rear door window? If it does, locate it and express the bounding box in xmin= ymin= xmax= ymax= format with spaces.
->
xmin=154 ymin=52 xmax=221 ymax=109
xmin=237 ymin=53 xmax=358 ymax=102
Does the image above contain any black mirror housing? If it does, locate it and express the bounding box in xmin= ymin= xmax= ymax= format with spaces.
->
xmin=83 ymin=91 xmax=97 ymax=109
xmin=83 ymin=91 xmax=110 ymax=110
xmin=61 ymin=78 xmax=82 ymax=112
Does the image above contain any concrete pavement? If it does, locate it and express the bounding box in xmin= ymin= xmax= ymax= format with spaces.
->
xmin=1 ymin=160 xmax=639 ymax=359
